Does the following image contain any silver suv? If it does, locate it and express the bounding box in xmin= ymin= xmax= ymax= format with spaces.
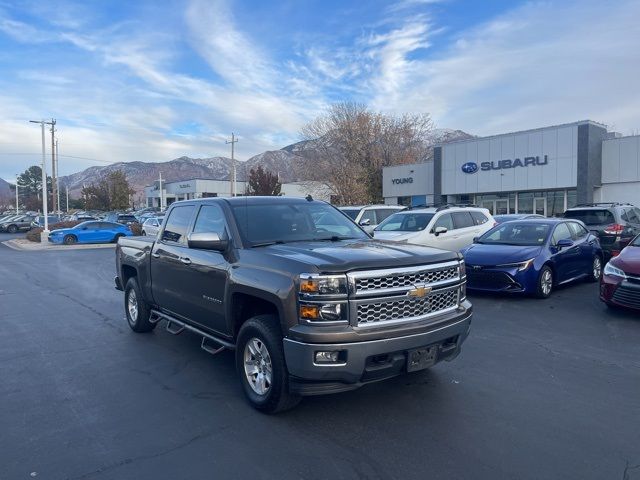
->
xmin=339 ymin=205 xmax=405 ymax=232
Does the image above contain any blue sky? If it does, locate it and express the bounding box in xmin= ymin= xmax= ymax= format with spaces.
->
xmin=1 ymin=0 xmax=639 ymax=182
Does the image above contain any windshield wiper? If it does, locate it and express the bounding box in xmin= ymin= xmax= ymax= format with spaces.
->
xmin=251 ymin=240 xmax=285 ymax=248
xmin=311 ymin=236 xmax=357 ymax=242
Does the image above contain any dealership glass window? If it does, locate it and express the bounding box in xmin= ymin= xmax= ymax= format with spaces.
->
xmin=411 ymin=195 xmax=426 ymax=207
xmin=566 ymin=190 xmax=577 ymax=209
xmin=547 ymin=191 xmax=565 ymax=217
xmin=397 ymin=196 xmax=412 ymax=207
xmin=517 ymin=192 xmax=533 ymax=214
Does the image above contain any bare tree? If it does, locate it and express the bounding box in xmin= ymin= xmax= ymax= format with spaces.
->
xmin=299 ymin=102 xmax=433 ymax=204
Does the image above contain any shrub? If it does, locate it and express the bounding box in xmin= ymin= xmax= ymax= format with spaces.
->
xmin=128 ymin=222 xmax=143 ymax=236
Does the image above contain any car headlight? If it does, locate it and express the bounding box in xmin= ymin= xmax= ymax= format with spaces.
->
xmin=299 ymin=274 xmax=348 ymax=324
xmin=497 ymin=258 xmax=535 ymax=272
xmin=604 ymin=262 xmax=627 ymax=279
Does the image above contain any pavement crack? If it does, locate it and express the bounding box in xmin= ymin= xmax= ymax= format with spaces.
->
xmin=623 ymin=460 xmax=640 ymax=480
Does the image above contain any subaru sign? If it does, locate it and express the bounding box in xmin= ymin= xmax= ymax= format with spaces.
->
xmin=461 ymin=162 xmax=478 ymax=174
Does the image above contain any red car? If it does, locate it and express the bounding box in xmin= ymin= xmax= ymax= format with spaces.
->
xmin=600 ymin=235 xmax=640 ymax=311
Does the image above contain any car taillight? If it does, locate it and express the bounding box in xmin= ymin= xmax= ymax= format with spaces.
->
xmin=603 ymin=224 xmax=624 ymax=235
xmin=610 ymin=250 xmax=620 ymax=257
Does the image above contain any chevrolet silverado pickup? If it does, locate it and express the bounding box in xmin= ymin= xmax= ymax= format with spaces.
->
xmin=115 ymin=196 xmax=472 ymax=413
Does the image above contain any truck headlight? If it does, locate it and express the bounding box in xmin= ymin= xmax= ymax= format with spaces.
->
xmin=299 ymin=302 xmax=347 ymax=323
xmin=299 ymin=274 xmax=348 ymax=296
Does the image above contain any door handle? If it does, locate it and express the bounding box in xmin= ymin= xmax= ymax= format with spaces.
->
xmin=180 ymin=257 xmax=192 ymax=265
xmin=151 ymin=253 xmax=160 ymax=258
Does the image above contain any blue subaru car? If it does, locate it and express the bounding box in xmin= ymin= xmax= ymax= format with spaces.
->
xmin=48 ymin=221 xmax=133 ymax=245
xmin=461 ymin=219 xmax=603 ymax=298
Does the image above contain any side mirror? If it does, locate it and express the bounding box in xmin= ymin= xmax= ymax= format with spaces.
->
xmin=472 ymin=236 xmax=479 ymax=244
xmin=188 ymin=232 xmax=228 ymax=251
xmin=556 ymin=238 xmax=573 ymax=248
xmin=359 ymin=218 xmax=371 ymax=226
xmin=434 ymin=226 xmax=448 ymax=236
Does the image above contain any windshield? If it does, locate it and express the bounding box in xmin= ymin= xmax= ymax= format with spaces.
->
xmin=478 ymin=222 xmax=551 ymax=246
xmin=232 ymin=202 xmax=369 ymax=246
xmin=376 ymin=212 xmax=434 ymax=232
xmin=564 ymin=209 xmax=614 ymax=225
xmin=340 ymin=208 xmax=359 ymax=220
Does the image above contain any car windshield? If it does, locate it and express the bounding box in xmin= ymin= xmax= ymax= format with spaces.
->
xmin=340 ymin=208 xmax=359 ymax=220
xmin=478 ymin=222 xmax=551 ymax=246
xmin=375 ymin=212 xmax=434 ymax=232
xmin=564 ymin=209 xmax=615 ymax=225
xmin=232 ymin=202 xmax=369 ymax=246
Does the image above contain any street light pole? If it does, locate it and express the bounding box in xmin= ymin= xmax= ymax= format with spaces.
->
xmin=226 ymin=133 xmax=238 ymax=197
xmin=15 ymin=175 xmax=19 ymax=213
xmin=29 ymin=119 xmax=53 ymax=239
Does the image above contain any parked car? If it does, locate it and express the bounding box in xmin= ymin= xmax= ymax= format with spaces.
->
xmin=462 ymin=219 xmax=603 ymax=298
xmin=339 ymin=204 xmax=405 ymax=232
xmin=373 ymin=205 xmax=495 ymax=251
xmin=564 ymin=203 xmax=640 ymax=259
xmin=494 ymin=214 xmax=545 ymax=224
xmin=116 ymin=214 xmax=139 ymax=225
xmin=31 ymin=215 xmax=65 ymax=229
xmin=0 ymin=214 xmax=37 ymax=233
xmin=115 ymin=197 xmax=471 ymax=413
xmin=48 ymin=221 xmax=133 ymax=245
xmin=600 ymin=234 xmax=640 ymax=311
xmin=141 ymin=216 xmax=163 ymax=236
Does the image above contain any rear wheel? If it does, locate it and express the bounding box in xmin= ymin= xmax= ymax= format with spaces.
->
xmin=535 ymin=266 xmax=553 ymax=299
xmin=7 ymin=224 xmax=18 ymax=234
xmin=124 ymin=277 xmax=155 ymax=332
xmin=587 ymin=256 xmax=602 ymax=282
xmin=236 ymin=315 xmax=301 ymax=413
xmin=63 ymin=234 xmax=77 ymax=245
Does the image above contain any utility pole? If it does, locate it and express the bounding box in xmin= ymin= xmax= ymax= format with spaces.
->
xmin=158 ymin=171 xmax=164 ymax=210
xmin=226 ymin=133 xmax=238 ymax=196
xmin=29 ymin=119 xmax=53 ymax=239
xmin=55 ymin=139 xmax=60 ymax=215
xmin=50 ymin=119 xmax=57 ymax=213
xmin=15 ymin=174 xmax=19 ymax=213
xmin=66 ymin=185 xmax=69 ymax=212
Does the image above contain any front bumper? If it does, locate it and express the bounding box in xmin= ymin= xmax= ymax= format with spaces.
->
xmin=600 ymin=274 xmax=640 ymax=311
xmin=284 ymin=310 xmax=472 ymax=395
xmin=466 ymin=266 xmax=538 ymax=294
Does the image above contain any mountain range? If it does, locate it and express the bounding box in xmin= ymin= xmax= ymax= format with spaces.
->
xmin=55 ymin=128 xmax=473 ymax=199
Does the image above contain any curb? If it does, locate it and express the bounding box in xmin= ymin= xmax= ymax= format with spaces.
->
xmin=1 ymin=239 xmax=117 ymax=252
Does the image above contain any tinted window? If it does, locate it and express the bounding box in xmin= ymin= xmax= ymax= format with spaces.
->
xmin=622 ymin=208 xmax=640 ymax=224
xmin=552 ymin=223 xmax=572 ymax=244
xmin=471 ymin=211 xmax=490 ymax=225
xmin=376 ymin=213 xmax=434 ymax=232
xmin=162 ymin=206 xmax=195 ymax=243
xmin=568 ymin=222 xmax=588 ymax=240
xmin=360 ymin=210 xmax=376 ymax=224
xmin=452 ymin=212 xmax=474 ymax=229
xmin=564 ymin=209 xmax=614 ymax=225
xmin=375 ymin=208 xmax=401 ymax=223
xmin=341 ymin=209 xmax=359 ymax=220
xmin=193 ymin=205 xmax=226 ymax=236
xmin=479 ymin=223 xmax=550 ymax=246
xmin=433 ymin=213 xmax=454 ymax=231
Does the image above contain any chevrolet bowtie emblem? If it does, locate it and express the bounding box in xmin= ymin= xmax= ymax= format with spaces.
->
xmin=407 ymin=285 xmax=431 ymax=298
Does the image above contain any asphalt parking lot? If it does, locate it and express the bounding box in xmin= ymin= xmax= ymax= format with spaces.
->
xmin=1 ymin=242 xmax=639 ymax=480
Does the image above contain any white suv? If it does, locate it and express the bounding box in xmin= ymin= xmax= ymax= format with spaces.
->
xmin=339 ymin=205 xmax=405 ymax=232
xmin=373 ymin=205 xmax=496 ymax=251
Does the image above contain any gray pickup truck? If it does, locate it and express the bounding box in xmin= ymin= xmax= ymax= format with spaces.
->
xmin=115 ymin=196 xmax=472 ymax=413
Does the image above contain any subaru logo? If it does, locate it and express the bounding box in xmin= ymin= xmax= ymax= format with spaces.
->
xmin=461 ymin=162 xmax=478 ymax=174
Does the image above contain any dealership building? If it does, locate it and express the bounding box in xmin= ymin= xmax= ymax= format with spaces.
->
xmin=383 ymin=120 xmax=640 ymax=215
xmin=144 ymin=178 xmax=333 ymax=207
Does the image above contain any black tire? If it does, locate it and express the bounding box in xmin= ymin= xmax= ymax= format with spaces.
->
xmin=124 ymin=277 xmax=156 ymax=333
xmin=7 ymin=224 xmax=17 ymax=234
xmin=535 ymin=265 xmax=553 ymax=299
xmin=63 ymin=234 xmax=77 ymax=245
xmin=236 ymin=315 xmax=301 ymax=413
xmin=587 ymin=255 xmax=602 ymax=282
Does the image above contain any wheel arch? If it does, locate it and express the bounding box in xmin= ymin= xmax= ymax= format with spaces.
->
xmin=229 ymin=289 xmax=284 ymax=341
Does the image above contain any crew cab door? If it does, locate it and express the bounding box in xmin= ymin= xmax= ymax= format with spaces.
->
xmin=150 ymin=205 xmax=197 ymax=321
xmin=179 ymin=204 xmax=230 ymax=335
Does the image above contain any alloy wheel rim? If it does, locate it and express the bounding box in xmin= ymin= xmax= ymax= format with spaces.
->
xmin=127 ymin=290 xmax=138 ymax=323
xmin=243 ymin=337 xmax=273 ymax=396
xmin=541 ymin=270 xmax=552 ymax=296
xmin=593 ymin=257 xmax=602 ymax=279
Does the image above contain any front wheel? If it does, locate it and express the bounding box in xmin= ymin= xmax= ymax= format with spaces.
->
xmin=535 ymin=266 xmax=553 ymax=299
xmin=124 ymin=277 xmax=155 ymax=332
xmin=63 ymin=234 xmax=77 ymax=245
xmin=587 ymin=256 xmax=602 ymax=282
xmin=236 ymin=315 xmax=301 ymax=413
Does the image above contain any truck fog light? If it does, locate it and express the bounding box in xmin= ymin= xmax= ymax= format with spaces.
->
xmin=315 ymin=351 xmax=341 ymax=363
xmin=319 ymin=303 xmax=342 ymax=321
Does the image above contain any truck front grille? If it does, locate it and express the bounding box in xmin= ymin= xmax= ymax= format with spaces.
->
xmin=347 ymin=261 xmax=464 ymax=328
xmin=356 ymin=288 xmax=459 ymax=325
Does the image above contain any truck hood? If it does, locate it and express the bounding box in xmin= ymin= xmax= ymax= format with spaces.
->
xmin=259 ymin=239 xmax=458 ymax=273
xmin=461 ymin=243 xmax=542 ymax=266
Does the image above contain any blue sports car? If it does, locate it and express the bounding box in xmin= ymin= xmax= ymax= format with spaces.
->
xmin=461 ymin=219 xmax=603 ymax=298
xmin=48 ymin=221 xmax=133 ymax=245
